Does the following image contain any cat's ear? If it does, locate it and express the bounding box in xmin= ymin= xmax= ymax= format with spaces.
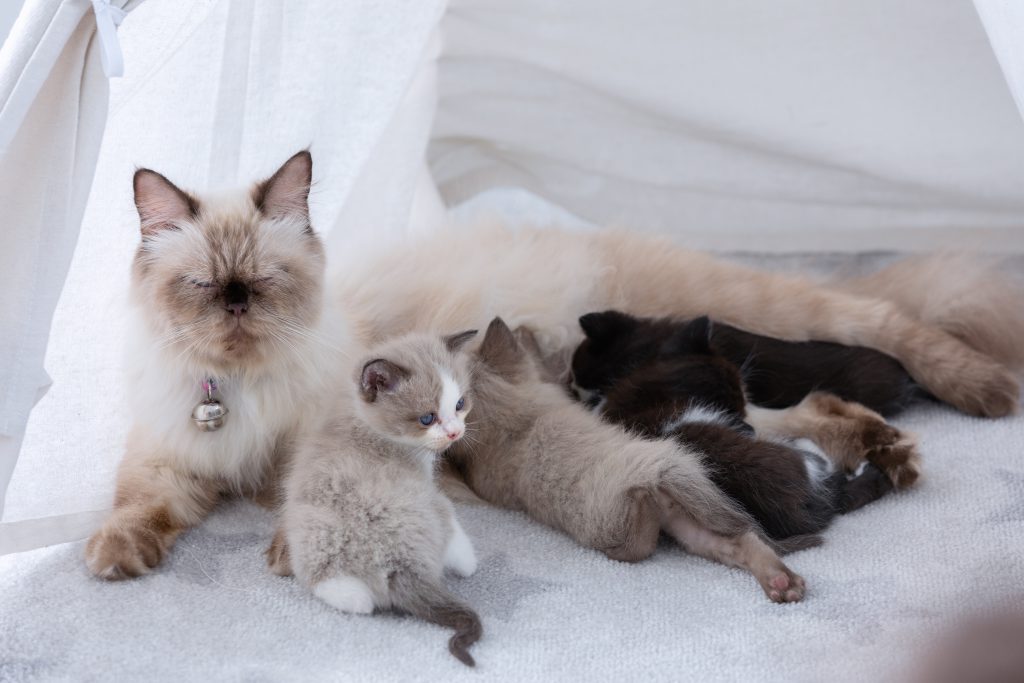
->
xmin=444 ymin=329 xmax=478 ymax=353
xmin=578 ymin=310 xmax=636 ymax=347
xmin=478 ymin=317 xmax=526 ymax=377
xmin=359 ymin=358 xmax=409 ymax=402
xmin=253 ymin=150 xmax=312 ymax=227
xmin=664 ymin=316 xmax=714 ymax=356
xmin=133 ymin=169 xmax=199 ymax=238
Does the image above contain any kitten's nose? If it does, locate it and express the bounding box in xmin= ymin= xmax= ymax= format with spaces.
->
xmin=446 ymin=428 xmax=462 ymax=440
xmin=224 ymin=281 xmax=249 ymax=316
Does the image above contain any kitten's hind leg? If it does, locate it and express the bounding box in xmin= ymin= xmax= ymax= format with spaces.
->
xmin=655 ymin=488 xmax=806 ymax=603
xmin=313 ymin=574 xmax=376 ymax=614
xmin=746 ymin=392 xmax=921 ymax=489
xmin=444 ymin=516 xmax=478 ymax=578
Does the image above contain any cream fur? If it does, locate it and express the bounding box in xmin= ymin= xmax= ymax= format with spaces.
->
xmin=336 ymin=224 xmax=1020 ymax=418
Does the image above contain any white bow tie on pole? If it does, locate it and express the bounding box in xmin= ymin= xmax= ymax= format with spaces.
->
xmin=90 ymin=0 xmax=128 ymax=78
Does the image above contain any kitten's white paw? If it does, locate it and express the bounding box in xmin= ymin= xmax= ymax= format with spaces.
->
xmin=444 ymin=518 xmax=478 ymax=577
xmin=313 ymin=575 xmax=375 ymax=614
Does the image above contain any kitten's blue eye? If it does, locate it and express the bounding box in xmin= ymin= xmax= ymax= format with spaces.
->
xmin=419 ymin=413 xmax=436 ymax=426
xmin=455 ymin=397 xmax=465 ymax=411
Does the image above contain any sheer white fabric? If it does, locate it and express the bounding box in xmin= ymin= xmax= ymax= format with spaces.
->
xmin=974 ymin=1 xmax=1024 ymax=121
xmin=432 ymin=0 xmax=1024 ymax=251
xmin=0 ymin=0 xmax=140 ymax=527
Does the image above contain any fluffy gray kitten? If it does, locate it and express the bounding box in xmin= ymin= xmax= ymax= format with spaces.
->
xmin=275 ymin=330 xmax=482 ymax=666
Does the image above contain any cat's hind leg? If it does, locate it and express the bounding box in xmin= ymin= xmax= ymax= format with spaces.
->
xmin=444 ymin=516 xmax=478 ymax=578
xmin=658 ymin=497 xmax=806 ymax=603
xmin=654 ymin=458 xmax=805 ymax=603
xmin=313 ymin=574 xmax=377 ymax=614
xmin=746 ymin=392 xmax=921 ymax=489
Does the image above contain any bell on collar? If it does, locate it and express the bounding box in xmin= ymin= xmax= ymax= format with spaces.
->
xmin=192 ymin=378 xmax=228 ymax=431
xmin=192 ymin=399 xmax=228 ymax=431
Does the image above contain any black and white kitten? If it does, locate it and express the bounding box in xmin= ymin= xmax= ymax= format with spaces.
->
xmin=571 ymin=314 xmax=895 ymax=542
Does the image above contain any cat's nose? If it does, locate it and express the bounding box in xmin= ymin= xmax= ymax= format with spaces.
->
xmin=223 ymin=281 xmax=249 ymax=316
xmin=446 ymin=428 xmax=462 ymax=440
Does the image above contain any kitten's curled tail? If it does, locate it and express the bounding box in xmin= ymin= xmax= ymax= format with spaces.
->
xmin=834 ymin=253 xmax=1024 ymax=372
xmin=389 ymin=570 xmax=482 ymax=667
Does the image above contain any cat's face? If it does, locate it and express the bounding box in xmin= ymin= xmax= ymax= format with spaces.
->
xmin=356 ymin=331 xmax=477 ymax=452
xmin=131 ymin=151 xmax=324 ymax=371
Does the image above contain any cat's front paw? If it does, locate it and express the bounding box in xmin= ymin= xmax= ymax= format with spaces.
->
xmin=444 ymin=524 xmax=478 ymax=578
xmin=85 ymin=521 xmax=167 ymax=580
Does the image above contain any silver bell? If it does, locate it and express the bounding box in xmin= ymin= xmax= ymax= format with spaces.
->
xmin=192 ymin=399 xmax=228 ymax=431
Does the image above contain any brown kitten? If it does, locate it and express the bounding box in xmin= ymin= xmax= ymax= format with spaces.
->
xmin=447 ymin=317 xmax=806 ymax=603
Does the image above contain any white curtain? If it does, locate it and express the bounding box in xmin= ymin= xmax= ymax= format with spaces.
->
xmin=974 ymin=1 xmax=1024 ymax=121
xmin=0 ymin=0 xmax=140 ymax=533
xmin=432 ymin=0 xmax=1024 ymax=252
xmin=0 ymin=0 xmax=446 ymax=553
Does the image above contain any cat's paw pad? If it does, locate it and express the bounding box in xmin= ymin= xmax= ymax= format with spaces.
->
xmin=761 ymin=567 xmax=806 ymax=604
xmin=313 ymin=575 xmax=376 ymax=614
xmin=85 ymin=524 xmax=165 ymax=580
xmin=864 ymin=432 xmax=921 ymax=489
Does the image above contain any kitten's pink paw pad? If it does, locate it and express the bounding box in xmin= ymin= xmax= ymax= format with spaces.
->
xmin=764 ymin=569 xmax=805 ymax=603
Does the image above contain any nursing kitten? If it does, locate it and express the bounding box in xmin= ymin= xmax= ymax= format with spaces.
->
xmin=448 ymin=317 xmax=807 ymax=603
xmin=85 ymin=151 xmax=339 ymax=579
xmin=277 ymin=331 xmax=482 ymax=667
xmin=571 ymin=310 xmax=922 ymax=489
xmin=574 ymin=315 xmax=894 ymax=541
xmin=572 ymin=310 xmax=920 ymax=417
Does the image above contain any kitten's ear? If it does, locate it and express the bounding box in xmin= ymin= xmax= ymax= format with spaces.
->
xmin=133 ymin=169 xmax=199 ymax=238
xmin=578 ymin=311 xmax=636 ymax=348
xmin=664 ymin=316 xmax=714 ymax=356
xmin=253 ymin=150 xmax=312 ymax=227
xmin=478 ymin=317 xmax=525 ymax=377
xmin=443 ymin=329 xmax=478 ymax=353
xmin=359 ymin=359 xmax=409 ymax=402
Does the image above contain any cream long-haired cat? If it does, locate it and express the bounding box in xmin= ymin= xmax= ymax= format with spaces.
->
xmin=85 ymin=151 xmax=342 ymax=578
xmin=88 ymin=150 xmax=1023 ymax=578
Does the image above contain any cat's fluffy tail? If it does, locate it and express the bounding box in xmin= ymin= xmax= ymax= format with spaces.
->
xmin=389 ymin=570 xmax=482 ymax=667
xmin=833 ymin=253 xmax=1024 ymax=372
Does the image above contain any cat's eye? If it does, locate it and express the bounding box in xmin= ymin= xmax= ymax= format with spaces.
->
xmin=455 ymin=397 xmax=466 ymax=411
xmin=191 ymin=279 xmax=214 ymax=288
xmin=418 ymin=413 xmax=436 ymax=426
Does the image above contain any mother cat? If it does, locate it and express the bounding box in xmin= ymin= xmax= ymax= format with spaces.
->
xmin=86 ymin=150 xmax=1023 ymax=580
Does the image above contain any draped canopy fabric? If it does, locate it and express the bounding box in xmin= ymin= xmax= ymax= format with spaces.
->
xmin=1 ymin=0 xmax=1023 ymax=553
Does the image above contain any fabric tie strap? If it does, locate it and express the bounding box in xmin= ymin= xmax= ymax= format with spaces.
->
xmin=90 ymin=0 xmax=128 ymax=78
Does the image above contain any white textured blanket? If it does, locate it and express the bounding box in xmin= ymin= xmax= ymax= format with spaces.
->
xmin=2 ymin=252 xmax=1023 ymax=682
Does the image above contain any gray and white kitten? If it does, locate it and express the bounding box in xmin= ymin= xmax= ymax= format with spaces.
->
xmin=274 ymin=330 xmax=482 ymax=666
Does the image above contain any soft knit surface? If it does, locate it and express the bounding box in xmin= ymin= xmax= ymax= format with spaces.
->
xmin=2 ymin=253 xmax=1023 ymax=682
